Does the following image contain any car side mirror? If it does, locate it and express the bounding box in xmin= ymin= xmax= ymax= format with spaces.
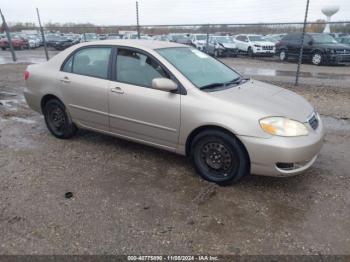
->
xmin=308 ymin=40 xmax=313 ymax=45
xmin=152 ymin=78 xmax=178 ymax=92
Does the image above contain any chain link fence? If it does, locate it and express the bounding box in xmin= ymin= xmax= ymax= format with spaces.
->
xmin=1 ymin=18 xmax=350 ymax=86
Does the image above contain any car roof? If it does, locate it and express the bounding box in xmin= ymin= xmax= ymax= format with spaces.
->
xmin=77 ymin=39 xmax=185 ymax=50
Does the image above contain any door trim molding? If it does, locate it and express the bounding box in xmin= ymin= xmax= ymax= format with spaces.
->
xmin=109 ymin=112 xmax=177 ymax=133
xmin=70 ymin=103 xmax=177 ymax=133
xmin=69 ymin=104 xmax=109 ymax=116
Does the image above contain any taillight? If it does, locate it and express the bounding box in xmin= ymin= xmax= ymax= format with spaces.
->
xmin=24 ymin=70 xmax=30 ymax=81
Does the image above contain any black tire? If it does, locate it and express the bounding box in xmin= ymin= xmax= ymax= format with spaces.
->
xmin=43 ymin=99 xmax=77 ymax=139
xmin=214 ymin=49 xmax=219 ymax=58
xmin=311 ymin=52 xmax=323 ymax=66
xmin=279 ymin=49 xmax=288 ymax=61
xmin=247 ymin=47 xmax=254 ymax=57
xmin=1 ymin=47 xmax=5 ymax=51
xmin=190 ymin=130 xmax=250 ymax=186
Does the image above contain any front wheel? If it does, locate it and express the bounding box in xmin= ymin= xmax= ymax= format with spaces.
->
xmin=279 ymin=49 xmax=288 ymax=61
xmin=43 ymin=99 xmax=77 ymax=139
xmin=311 ymin=52 xmax=323 ymax=66
xmin=191 ymin=130 xmax=250 ymax=185
xmin=214 ymin=49 xmax=219 ymax=58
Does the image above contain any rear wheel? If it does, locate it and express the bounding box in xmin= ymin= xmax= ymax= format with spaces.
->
xmin=191 ymin=130 xmax=250 ymax=185
xmin=43 ymin=99 xmax=77 ymax=139
xmin=248 ymin=47 xmax=254 ymax=57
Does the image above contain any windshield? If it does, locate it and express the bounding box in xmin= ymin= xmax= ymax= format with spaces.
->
xmin=157 ymin=47 xmax=240 ymax=89
xmin=248 ymin=35 xmax=264 ymax=42
xmin=195 ymin=35 xmax=207 ymax=40
xmin=311 ymin=34 xmax=337 ymax=44
xmin=215 ymin=36 xmax=233 ymax=43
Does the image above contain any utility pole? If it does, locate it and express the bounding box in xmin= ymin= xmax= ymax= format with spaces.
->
xmin=136 ymin=1 xmax=140 ymax=39
xmin=0 ymin=8 xmax=16 ymax=62
xmin=36 ymin=8 xmax=49 ymax=61
xmin=295 ymin=0 xmax=310 ymax=86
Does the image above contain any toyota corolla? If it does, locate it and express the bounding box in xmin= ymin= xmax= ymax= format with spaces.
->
xmin=24 ymin=40 xmax=324 ymax=185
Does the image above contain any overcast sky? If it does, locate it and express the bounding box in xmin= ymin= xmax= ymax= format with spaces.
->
xmin=2 ymin=0 xmax=349 ymax=25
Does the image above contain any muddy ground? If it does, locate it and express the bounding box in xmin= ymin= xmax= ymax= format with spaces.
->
xmin=0 ymin=63 xmax=349 ymax=255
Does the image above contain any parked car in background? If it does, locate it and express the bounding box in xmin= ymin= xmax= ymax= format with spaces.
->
xmin=26 ymin=35 xmax=40 ymax=48
xmin=123 ymin=33 xmax=139 ymax=39
xmin=207 ymin=35 xmax=238 ymax=57
xmin=82 ymin=33 xmax=99 ymax=42
xmin=51 ymin=36 xmax=74 ymax=51
xmin=107 ymin=34 xmax=123 ymax=40
xmin=276 ymin=33 xmax=350 ymax=65
xmin=0 ymin=36 xmax=28 ymax=50
xmin=338 ymin=36 xmax=350 ymax=47
xmin=139 ymin=35 xmax=152 ymax=40
xmin=328 ymin=33 xmax=348 ymax=42
xmin=66 ymin=34 xmax=81 ymax=45
xmin=23 ymin=40 xmax=324 ymax=185
xmin=235 ymin=34 xmax=275 ymax=56
xmin=152 ymin=35 xmax=170 ymax=42
xmin=264 ymin=34 xmax=286 ymax=44
xmin=190 ymin=34 xmax=208 ymax=51
xmin=168 ymin=33 xmax=191 ymax=45
xmin=98 ymin=34 xmax=108 ymax=40
xmin=45 ymin=34 xmax=62 ymax=47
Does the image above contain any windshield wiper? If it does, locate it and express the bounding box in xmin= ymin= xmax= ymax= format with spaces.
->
xmin=199 ymin=76 xmax=249 ymax=90
xmin=199 ymin=82 xmax=227 ymax=90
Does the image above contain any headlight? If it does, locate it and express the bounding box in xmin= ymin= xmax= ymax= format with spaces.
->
xmin=254 ymin=44 xmax=261 ymax=47
xmin=260 ymin=117 xmax=308 ymax=137
xmin=326 ymin=48 xmax=335 ymax=54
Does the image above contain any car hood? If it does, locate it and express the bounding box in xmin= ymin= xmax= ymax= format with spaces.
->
xmin=220 ymin=43 xmax=237 ymax=48
xmin=316 ymin=43 xmax=350 ymax=50
xmin=209 ymin=80 xmax=313 ymax=122
xmin=252 ymin=41 xmax=275 ymax=46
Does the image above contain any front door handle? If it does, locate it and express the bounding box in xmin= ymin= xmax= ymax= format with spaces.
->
xmin=60 ymin=76 xmax=70 ymax=83
xmin=111 ymin=87 xmax=124 ymax=94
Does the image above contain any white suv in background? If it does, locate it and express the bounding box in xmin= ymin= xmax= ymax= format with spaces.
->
xmin=235 ymin=34 xmax=275 ymax=56
xmin=190 ymin=34 xmax=208 ymax=51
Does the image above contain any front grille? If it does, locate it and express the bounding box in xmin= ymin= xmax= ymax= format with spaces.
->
xmin=262 ymin=46 xmax=274 ymax=50
xmin=308 ymin=113 xmax=319 ymax=130
xmin=335 ymin=49 xmax=350 ymax=54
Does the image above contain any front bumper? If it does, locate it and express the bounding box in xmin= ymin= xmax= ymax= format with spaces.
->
xmin=253 ymin=47 xmax=275 ymax=55
xmin=327 ymin=53 xmax=350 ymax=63
xmin=238 ymin=119 xmax=324 ymax=177
xmin=220 ymin=48 xmax=238 ymax=56
xmin=196 ymin=45 xmax=206 ymax=51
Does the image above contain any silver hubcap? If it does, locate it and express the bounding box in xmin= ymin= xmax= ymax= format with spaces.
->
xmin=312 ymin=54 xmax=322 ymax=65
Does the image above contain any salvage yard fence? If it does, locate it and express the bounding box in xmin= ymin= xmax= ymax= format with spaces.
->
xmin=1 ymin=7 xmax=350 ymax=86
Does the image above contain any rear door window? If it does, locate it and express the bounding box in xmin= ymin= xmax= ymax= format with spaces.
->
xmin=68 ymin=47 xmax=112 ymax=79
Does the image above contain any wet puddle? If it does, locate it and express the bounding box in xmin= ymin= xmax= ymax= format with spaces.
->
xmin=241 ymin=68 xmax=350 ymax=80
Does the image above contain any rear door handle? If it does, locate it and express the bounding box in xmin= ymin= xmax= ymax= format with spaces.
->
xmin=111 ymin=87 xmax=124 ymax=94
xmin=60 ymin=76 xmax=71 ymax=83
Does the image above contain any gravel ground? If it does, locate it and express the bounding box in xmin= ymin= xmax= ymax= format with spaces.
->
xmin=0 ymin=63 xmax=350 ymax=255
